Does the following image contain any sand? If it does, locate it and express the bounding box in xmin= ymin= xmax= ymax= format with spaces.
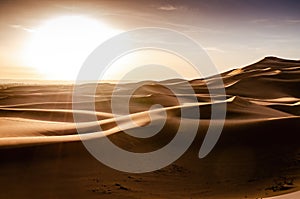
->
xmin=0 ymin=56 xmax=299 ymax=198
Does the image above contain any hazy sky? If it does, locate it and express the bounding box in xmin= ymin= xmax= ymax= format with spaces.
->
xmin=1 ymin=0 xmax=300 ymax=79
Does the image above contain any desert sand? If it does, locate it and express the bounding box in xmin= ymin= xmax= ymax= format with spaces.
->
xmin=0 ymin=57 xmax=299 ymax=198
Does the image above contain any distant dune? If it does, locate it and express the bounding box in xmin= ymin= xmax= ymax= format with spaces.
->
xmin=0 ymin=57 xmax=299 ymax=198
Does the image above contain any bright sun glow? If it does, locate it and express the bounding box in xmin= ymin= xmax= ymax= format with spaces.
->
xmin=24 ymin=16 xmax=119 ymax=80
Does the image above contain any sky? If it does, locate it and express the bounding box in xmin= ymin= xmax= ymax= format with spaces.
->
xmin=1 ymin=0 xmax=300 ymax=80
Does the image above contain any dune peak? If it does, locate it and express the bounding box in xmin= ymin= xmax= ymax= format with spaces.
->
xmin=259 ymin=56 xmax=300 ymax=63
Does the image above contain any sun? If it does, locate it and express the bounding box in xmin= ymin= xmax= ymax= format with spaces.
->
xmin=24 ymin=15 xmax=119 ymax=80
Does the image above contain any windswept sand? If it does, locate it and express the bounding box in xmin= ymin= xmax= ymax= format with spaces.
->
xmin=267 ymin=191 xmax=300 ymax=199
xmin=0 ymin=57 xmax=299 ymax=198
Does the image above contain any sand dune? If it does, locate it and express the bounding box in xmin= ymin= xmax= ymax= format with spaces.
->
xmin=0 ymin=57 xmax=300 ymax=198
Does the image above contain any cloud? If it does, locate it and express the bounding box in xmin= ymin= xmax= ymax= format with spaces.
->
xmin=10 ymin=24 xmax=21 ymax=28
xmin=250 ymin=19 xmax=269 ymax=24
xmin=285 ymin=19 xmax=300 ymax=23
xmin=158 ymin=5 xmax=177 ymax=11
xmin=203 ymin=47 xmax=225 ymax=53
xmin=9 ymin=24 xmax=35 ymax=32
